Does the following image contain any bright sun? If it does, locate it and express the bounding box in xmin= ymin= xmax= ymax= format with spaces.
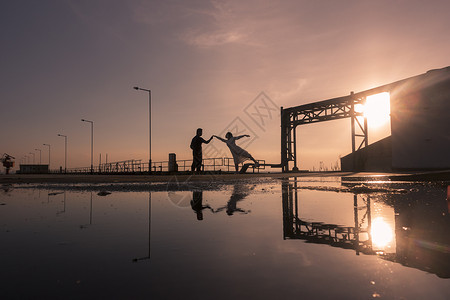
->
xmin=362 ymin=92 xmax=391 ymax=128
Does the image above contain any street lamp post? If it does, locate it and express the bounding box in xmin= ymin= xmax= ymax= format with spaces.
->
xmin=43 ymin=144 xmax=51 ymax=169
xmin=57 ymin=134 xmax=68 ymax=173
xmin=29 ymin=152 xmax=35 ymax=164
xmin=81 ymin=119 xmax=94 ymax=174
xmin=35 ymin=148 xmax=42 ymax=164
xmin=133 ymin=86 xmax=152 ymax=173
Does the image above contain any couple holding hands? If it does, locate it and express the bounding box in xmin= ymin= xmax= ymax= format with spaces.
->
xmin=190 ymin=128 xmax=259 ymax=174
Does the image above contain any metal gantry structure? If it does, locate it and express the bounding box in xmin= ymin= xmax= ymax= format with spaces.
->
xmin=280 ymin=66 xmax=450 ymax=172
xmin=281 ymin=92 xmax=368 ymax=172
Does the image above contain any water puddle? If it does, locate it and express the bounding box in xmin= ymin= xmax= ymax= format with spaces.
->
xmin=1 ymin=178 xmax=449 ymax=299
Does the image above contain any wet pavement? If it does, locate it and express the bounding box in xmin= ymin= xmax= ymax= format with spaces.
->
xmin=1 ymin=176 xmax=449 ymax=299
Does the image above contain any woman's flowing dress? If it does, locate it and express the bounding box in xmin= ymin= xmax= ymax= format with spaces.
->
xmin=226 ymin=137 xmax=253 ymax=165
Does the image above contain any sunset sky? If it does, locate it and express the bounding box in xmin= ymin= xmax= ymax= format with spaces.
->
xmin=1 ymin=0 xmax=450 ymax=171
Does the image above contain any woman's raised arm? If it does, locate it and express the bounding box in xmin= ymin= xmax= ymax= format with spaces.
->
xmin=213 ymin=135 xmax=227 ymax=143
xmin=235 ymin=134 xmax=250 ymax=140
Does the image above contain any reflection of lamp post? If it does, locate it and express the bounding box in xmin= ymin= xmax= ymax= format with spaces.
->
xmin=133 ymin=192 xmax=151 ymax=262
xmin=43 ymin=144 xmax=51 ymax=169
xmin=57 ymin=134 xmax=67 ymax=173
xmin=80 ymin=192 xmax=93 ymax=229
xmin=90 ymin=191 xmax=93 ymax=225
xmin=35 ymin=148 xmax=42 ymax=164
xmin=81 ymin=119 xmax=94 ymax=174
xmin=133 ymin=86 xmax=152 ymax=173
xmin=29 ymin=152 xmax=35 ymax=164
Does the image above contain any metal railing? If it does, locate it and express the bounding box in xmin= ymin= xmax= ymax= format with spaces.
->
xmin=100 ymin=159 xmax=143 ymax=173
xmin=51 ymin=157 xmax=267 ymax=174
xmin=223 ymin=158 xmax=266 ymax=173
xmin=175 ymin=157 xmax=225 ymax=172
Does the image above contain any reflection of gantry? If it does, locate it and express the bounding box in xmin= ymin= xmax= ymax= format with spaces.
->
xmin=282 ymin=181 xmax=375 ymax=255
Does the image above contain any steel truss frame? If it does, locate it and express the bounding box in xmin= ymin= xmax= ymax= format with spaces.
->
xmin=280 ymin=66 xmax=450 ymax=172
xmin=281 ymin=92 xmax=367 ymax=172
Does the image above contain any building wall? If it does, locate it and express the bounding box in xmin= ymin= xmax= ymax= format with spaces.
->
xmin=390 ymin=68 xmax=450 ymax=170
xmin=341 ymin=137 xmax=392 ymax=172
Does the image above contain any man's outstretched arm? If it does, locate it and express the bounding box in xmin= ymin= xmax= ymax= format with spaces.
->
xmin=204 ymin=136 xmax=213 ymax=144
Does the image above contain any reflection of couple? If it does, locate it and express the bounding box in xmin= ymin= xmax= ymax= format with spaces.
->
xmin=190 ymin=185 xmax=251 ymax=220
xmin=215 ymin=184 xmax=252 ymax=216
xmin=190 ymin=128 xmax=259 ymax=173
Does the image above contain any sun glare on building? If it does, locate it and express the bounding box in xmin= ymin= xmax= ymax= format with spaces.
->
xmin=364 ymin=92 xmax=391 ymax=128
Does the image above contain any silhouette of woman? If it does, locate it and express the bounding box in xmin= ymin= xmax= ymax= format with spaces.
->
xmin=214 ymin=132 xmax=258 ymax=173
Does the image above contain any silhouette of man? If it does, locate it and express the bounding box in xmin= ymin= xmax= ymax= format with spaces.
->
xmin=190 ymin=128 xmax=213 ymax=173
xmin=190 ymin=190 xmax=213 ymax=220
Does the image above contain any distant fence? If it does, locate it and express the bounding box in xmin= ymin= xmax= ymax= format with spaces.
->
xmin=53 ymin=157 xmax=266 ymax=174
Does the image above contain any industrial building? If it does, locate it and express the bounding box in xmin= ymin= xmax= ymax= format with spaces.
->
xmin=18 ymin=164 xmax=49 ymax=174
xmin=281 ymin=66 xmax=450 ymax=172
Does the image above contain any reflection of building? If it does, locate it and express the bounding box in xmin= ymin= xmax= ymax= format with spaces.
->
xmin=282 ymin=180 xmax=450 ymax=278
xmin=388 ymin=188 xmax=450 ymax=278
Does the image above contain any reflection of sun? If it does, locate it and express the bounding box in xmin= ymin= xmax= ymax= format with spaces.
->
xmin=363 ymin=92 xmax=391 ymax=128
xmin=371 ymin=217 xmax=393 ymax=248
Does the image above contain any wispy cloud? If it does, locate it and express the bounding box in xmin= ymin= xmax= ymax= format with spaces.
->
xmin=132 ymin=0 xmax=273 ymax=47
xmin=180 ymin=0 xmax=282 ymax=48
xmin=165 ymin=0 xmax=343 ymax=49
xmin=180 ymin=1 xmax=252 ymax=47
xmin=181 ymin=29 xmax=249 ymax=47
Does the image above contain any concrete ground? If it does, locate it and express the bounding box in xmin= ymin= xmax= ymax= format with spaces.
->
xmin=0 ymin=172 xmax=347 ymax=184
xmin=1 ymin=170 xmax=450 ymax=184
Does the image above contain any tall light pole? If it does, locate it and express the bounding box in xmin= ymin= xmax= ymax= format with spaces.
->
xmin=133 ymin=86 xmax=152 ymax=173
xmin=43 ymin=144 xmax=51 ymax=168
xmin=81 ymin=119 xmax=94 ymax=174
xmin=35 ymin=148 xmax=42 ymax=164
xmin=57 ymin=134 xmax=67 ymax=173
xmin=29 ymin=152 xmax=35 ymax=164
